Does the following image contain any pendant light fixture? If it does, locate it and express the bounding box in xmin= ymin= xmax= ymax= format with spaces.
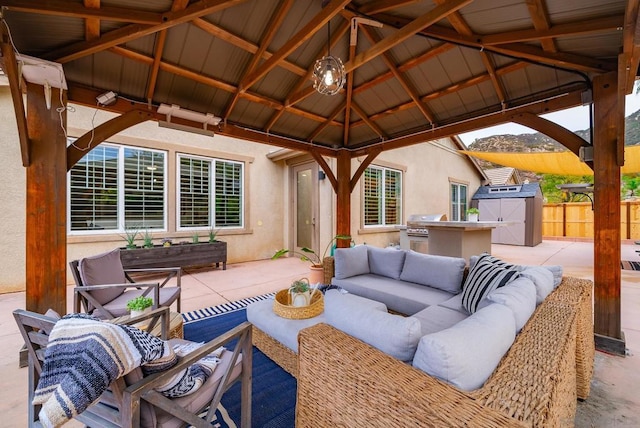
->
xmin=313 ymin=19 xmax=345 ymax=96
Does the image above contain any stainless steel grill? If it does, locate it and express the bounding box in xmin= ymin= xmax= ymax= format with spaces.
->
xmin=406 ymin=213 xmax=447 ymax=236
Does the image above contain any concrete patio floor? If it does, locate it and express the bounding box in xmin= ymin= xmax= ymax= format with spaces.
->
xmin=0 ymin=239 xmax=639 ymax=427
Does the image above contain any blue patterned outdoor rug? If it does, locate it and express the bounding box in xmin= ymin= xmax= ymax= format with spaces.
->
xmin=182 ymin=295 xmax=296 ymax=428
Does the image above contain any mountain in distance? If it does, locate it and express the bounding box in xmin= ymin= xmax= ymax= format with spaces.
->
xmin=467 ymin=108 xmax=640 ymax=154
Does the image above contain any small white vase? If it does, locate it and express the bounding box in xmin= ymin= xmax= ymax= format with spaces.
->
xmin=130 ymin=307 xmax=151 ymax=318
xmin=468 ymin=213 xmax=479 ymax=222
xmin=290 ymin=291 xmax=310 ymax=307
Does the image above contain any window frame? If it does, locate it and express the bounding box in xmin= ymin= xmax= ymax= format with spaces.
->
xmin=67 ymin=142 xmax=168 ymax=235
xmin=450 ymin=181 xmax=469 ymax=222
xmin=362 ymin=164 xmax=403 ymax=228
xmin=176 ymin=153 xmax=245 ymax=231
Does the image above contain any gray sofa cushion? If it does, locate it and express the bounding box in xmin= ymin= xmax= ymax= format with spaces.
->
xmin=480 ymin=276 xmax=536 ymax=333
xmin=399 ymin=252 xmax=466 ymax=293
xmin=412 ymin=305 xmax=469 ymax=335
xmin=437 ymin=293 xmax=467 ymax=314
xmin=368 ymin=246 xmax=406 ymax=279
xmin=519 ymin=266 xmax=555 ymax=305
xmin=334 ymin=245 xmax=369 ymax=279
xmin=332 ymin=274 xmax=454 ymax=315
xmin=325 ymin=290 xmax=422 ymax=362
xmin=412 ymin=303 xmax=516 ymax=391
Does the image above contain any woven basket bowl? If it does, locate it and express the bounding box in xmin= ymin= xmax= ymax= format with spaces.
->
xmin=273 ymin=289 xmax=324 ymax=319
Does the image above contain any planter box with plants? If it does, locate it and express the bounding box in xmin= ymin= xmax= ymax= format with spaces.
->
xmin=120 ymin=228 xmax=227 ymax=270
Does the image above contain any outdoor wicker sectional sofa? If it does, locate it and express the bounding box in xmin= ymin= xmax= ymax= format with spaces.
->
xmin=250 ymin=246 xmax=594 ymax=426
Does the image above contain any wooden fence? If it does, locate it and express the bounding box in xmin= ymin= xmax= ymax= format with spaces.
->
xmin=542 ymin=201 xmax=640 ymax=239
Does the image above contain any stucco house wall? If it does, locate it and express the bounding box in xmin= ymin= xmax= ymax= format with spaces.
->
xmin=0 ymin=85 xmax=484 ymax=293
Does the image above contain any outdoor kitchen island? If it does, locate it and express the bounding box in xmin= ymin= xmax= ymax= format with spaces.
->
xmin=409 ymin=221 xmax=506 ymax=262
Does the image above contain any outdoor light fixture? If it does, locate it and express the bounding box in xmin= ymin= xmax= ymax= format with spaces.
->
xmin=157 ymin=103 xmax=222 ymax=137
xmin=313 ymin=20 xmax=345 ymax=96
xmin=15 ymin=54 xmax=67 ymax=110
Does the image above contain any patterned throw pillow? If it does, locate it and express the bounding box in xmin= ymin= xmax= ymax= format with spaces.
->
xmin=461 ymin=254 xmax=520 ymax=314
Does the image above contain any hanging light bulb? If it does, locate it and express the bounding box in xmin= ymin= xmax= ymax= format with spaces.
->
xmin=313 ymin=20 xmax=345 ymax=96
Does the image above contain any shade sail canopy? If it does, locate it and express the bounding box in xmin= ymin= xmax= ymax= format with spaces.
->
xmin=461 ymin=146 xmax=640 ymax=175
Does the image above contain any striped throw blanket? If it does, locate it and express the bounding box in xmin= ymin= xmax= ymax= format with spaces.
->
xmin=33 ymin=314 xmax=222 ymax=428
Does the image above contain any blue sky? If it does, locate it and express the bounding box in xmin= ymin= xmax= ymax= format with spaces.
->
xmin=458 ymin=92 xmax=640 ymax=146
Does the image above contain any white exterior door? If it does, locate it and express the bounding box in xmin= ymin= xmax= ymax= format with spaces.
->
xmin=292 ymin=163 xmax=319 ymax=254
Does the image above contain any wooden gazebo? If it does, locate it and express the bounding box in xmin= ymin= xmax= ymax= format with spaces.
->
xmin=0 ymin=0 xmax=636 ymax=354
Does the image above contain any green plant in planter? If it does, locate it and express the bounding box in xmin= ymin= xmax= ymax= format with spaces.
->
xmin=142 ymin=229 xmax=154 ymax=248
xmin=466 ymin=208 xmax=480 ymax=215
xmin=192 ymin=232 xmax=200 ymax=244
xmin=122 ymin=225 xmax=139 ymax=249
xmin=272 ymin=234 xmax=351 ymax=267
xmin=289 ymin=278 xmax=310 ymax=294
xmin=208 ymin=227 xmax=220 ymax=243
xmin=126 ymin=295 xmax=153 ymax=312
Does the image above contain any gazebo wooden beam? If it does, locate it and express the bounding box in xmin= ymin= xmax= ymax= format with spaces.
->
xmin=0 ymin=36 xmax=30 ymax=167
xmin=509 ymin=112 xmax=590 ymax=156
xmin=67 ymin=109 xmax=155 ymax=170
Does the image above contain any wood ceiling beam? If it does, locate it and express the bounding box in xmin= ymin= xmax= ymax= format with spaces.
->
xmin=432 ymin=0 xmax=507 ymax=106
xmin=240 ymin=0 xmax=352 ymax=92
xmin=66 ymin=83 xmax=338 ymax=156
xmin=67 ymin=109 xmax=155 ymax=170
xmin=344 ymin=0 xmax=473 ymax=73
xmin=352 ymin=88 xmax=585 ymax=156
xmin=371 ymin=14 xmax=618 ymax=74
xmin=360 ymin=26 xmax=436 ymax=124
xmin=265 ymin=19 xmax=350 ymax=133
xmin=622 ymin=0 xmax=640 ymax=95
xmin=146 ymin=0 xmax=190 ymax=102
xmin=0 ymin=36 xmax=30 ymax=166
xmin=510 ymin=112 xmax=589 ymax=155
xmin=350 ymin=148 xmax=382 ymax=192
xmin=343 ymin=41 xmax=356 ymax=146
xmin=46 ymin=0 xmax=247 ymax=63
xmin=481 ymin=15 xmax=624 ymax=46
xmin=351 ymin=102 xmax=385 ymax=139
xmin=526 ymin=0 xmax=557 ymax=52
xmin=310 ymin=152 xmax=338 ymax=192
xmin=191 ymin=19 xmax=306 ymax=77
xmin=84 ymin=0 xmax=101 ymax=41
xmin=1 ymin=0 xmax=162 ymax=24
xmin=358 ymin=0 xmax=421 ymax=15
xmin=353 ymin=43 xmax=454 ymax=95
xmin=223 ymin=0 xmax=294 ymax=120
xmin=354 ymin=61 xmax=528 ymax=128
xmin=309 ymin=101 xmax=346 ymax=142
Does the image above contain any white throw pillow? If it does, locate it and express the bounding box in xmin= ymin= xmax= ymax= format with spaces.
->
xmin=519 ymin=266 xmax=555 ymax=305
xmin=484 ymin=276 xmax=536 ymax=332
xmin=334 ymin=245 xmax=370 ymax=279
xmin=412 ymin=303 xmax=516 ymax=391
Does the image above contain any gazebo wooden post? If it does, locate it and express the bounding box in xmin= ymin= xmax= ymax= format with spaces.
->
xmin=592 ymin=71 xmax=625 ymax=355
xmin=336 ymin=150 xmax=351 ymax=248
xmin=25 ymin=82 xmax=67 ymax=315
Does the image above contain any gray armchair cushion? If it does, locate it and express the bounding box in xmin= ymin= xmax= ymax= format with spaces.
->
xmin=368 ymin=246 xmax=406 ymax=279
xmin=334 ymin=245 xmax=370 ymax=279
xmin=400 ymin=251 xmax=466 ymax=293
xmin=78 ymin=249 xmax=127 ymax=304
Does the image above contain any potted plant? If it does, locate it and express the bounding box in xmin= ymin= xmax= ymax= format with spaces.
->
xmin=122 ymin=225 xmax=139 ymax=249
xmin=289 ymin=278 xmax=311 ymax=307
xmin=466 ymin=207 xmax=480 ymax=222
xmin=126 ymin=295 xmax=153 ymax=318
xmin=142 ymin=229 xmax=154 ymax=248
xmin=272 ymin=234 xmax=351 ymax=284
xmin=208 ymin=227 xmax=219 ymax=243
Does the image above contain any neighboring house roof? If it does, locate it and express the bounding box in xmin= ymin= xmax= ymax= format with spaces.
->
xmin=472 ymin=182 xmax=542 ymax=199
xmin=485 ymin=167 xmax=520 ymax=185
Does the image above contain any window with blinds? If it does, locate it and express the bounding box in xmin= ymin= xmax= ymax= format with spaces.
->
xmin=450 ymin=182 xmax=468 ymax=221
xmin=69 ymin=144 xmax=166 ymax=232
xmin=364 ymin=166 xmax=402 ymax=227
xmin=178 ymin=155 xmax=244 ymax=229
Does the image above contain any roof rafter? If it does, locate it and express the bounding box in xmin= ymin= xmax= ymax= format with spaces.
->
xmin=526 ymin=0 xmax=557 ymax=52
xmin=45 ymin=0 xmax=247 ymax=63
xmin=240 ymin=0 xmax=352 ymax=91
xmin=83 ymin=0 xmax=101 ymax=41
xmin=222 ymin=0 xmax=294 ymax=120
xmin=1 ymin=0 xmax=162 ymax=24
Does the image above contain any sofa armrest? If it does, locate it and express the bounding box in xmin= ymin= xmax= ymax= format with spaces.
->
xmin=297 ymin=323 xmax=526 ymax=427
